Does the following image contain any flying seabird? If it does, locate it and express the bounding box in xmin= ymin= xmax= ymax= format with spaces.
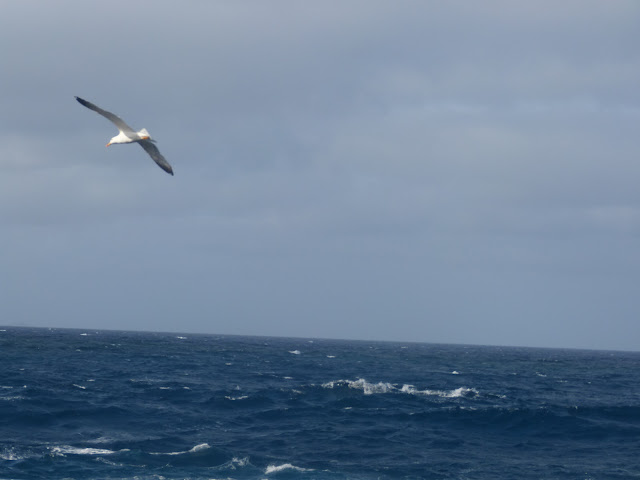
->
xmin=75 ymin=96 xmax=174 ymax=175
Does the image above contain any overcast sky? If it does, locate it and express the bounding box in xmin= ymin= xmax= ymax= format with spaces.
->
xmin=2 ymin=1 xmax=640 ymax=350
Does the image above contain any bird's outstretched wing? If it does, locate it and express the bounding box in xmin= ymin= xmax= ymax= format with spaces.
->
xmin=75 ymin=96 xmax=136 ymax=135
xmin=139 ymin=140 xmax=174 ymax=175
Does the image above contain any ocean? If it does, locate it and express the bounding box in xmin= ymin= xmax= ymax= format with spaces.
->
xmin=1 ymin=327 xmax=638 ymax=480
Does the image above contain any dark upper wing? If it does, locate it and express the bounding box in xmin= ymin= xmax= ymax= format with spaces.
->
xmin=139 ymin=140 xmax=174 ymax=176
xmin=75 ymin=96 xmax=135 ymax=134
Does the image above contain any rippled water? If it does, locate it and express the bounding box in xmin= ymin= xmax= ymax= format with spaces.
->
xmin=1 ymin=327 xmax=639 ymax=479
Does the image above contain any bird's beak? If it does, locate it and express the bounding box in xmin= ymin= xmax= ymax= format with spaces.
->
xmin=106 ymin=143 xmax=111 ymax=147
xmin=141 ymin=136 xmax=150 ymax=140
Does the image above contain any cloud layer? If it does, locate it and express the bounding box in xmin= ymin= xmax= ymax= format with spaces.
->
xmin=2 ymin=1 xmax=640 ymax=349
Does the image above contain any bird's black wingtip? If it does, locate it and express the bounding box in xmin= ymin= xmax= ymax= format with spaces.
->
xmin=75 ymin=96 xmax=89 ymax=107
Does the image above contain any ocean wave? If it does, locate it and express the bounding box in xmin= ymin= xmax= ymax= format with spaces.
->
xmin=150 ymin=443 xmax=211 ymax=456
xmin=0 ymin=394 xmax=25 ymax=402
xmin=322 ymin=378 xmax=479 ymax=398
xmin=322 ymin=379 xmax=395 ymax=395
xmin=0 ymin=385 xmax=26 ymax=402
xmin=265 ymin=463 xmax=313 ymax=474
xmin=0 ymin=448 xmax=21 ymax=461
xmin=400 ymin=384 xmax=479 ymax=398
xmin=51 ymin=446 xmax=120 ymax=456
xmin=228 ymin=456 xmax=250 ymax=468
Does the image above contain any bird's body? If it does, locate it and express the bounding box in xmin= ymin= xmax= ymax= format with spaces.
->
xmin=107 ymin=128 xmax=150 ymax=146
xmin=75 ymin=96 xmax=173 ymax=175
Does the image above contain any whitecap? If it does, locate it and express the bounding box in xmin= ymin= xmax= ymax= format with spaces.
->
xmin=72 ymin=384 xmax=86 ymax=390
xmin=323 ymin=379 xmax=479 ymax=399
xmin=400 ymin=384 xmax=478 ymax=398
xmin=0 ymin=449 xmax=20 ymax=461
xmin=445 ymin=387 xmax=478 ymax=398
xmin=451 ymin=371 xmax=460 ymax=375
xmin=289 ymin=350 xmax=301 ymax=355
xmin=265 ymin=463 xmax=312 ymax=474
xmin=360 ymin=380 xmax=394 ymax=395
xmin=176 ymin=336 xmax=187 ymax=340
xmin=51 ymin=446 xmax=117 ymax=456
xmin=151 ymin=443 xmax=210 ymax=456
xmin=188 ymin=443 xmax=210 ymax=453
xmin=229 ymin=456 xmax=249 ymax=468
xmin=225 ymin=395 xmax=249 ymax=401
xmin=327 ymin=355 xmax=336 ymax=358
xmin=322 ymin=379 xmax=394 ymax=395
xmin=1 ymin=395 xmax=25 ymax=402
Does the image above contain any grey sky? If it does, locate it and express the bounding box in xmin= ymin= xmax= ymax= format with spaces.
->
xmin=2 ymin=1 xmax=640 ymax=350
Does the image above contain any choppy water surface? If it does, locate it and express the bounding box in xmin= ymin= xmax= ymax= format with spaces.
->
xmin=1 ymin=327 xmax=639 ymax=479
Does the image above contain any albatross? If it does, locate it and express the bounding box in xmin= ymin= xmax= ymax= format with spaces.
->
xmin=75 ymin=96 xmax=173 ymax=175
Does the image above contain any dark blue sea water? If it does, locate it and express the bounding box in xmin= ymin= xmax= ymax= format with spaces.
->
xmin=1 ymin=327 xmax=639 ymax=479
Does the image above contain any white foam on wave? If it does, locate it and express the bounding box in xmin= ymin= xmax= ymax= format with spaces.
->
xmin=0 ymin=385 xmax=27 ymax=400
xmin=151 ymin=443 xmax=210 ymax=456
xmin=51 ymin=446 xmax=118 ymax=456
xmin=225 ymin=395 xmax=249 ymax=401
xmin=401 ymin=384 xmax=478 ymax=398
xmin=1 ymin=394 xmax=25 ymax=401
xmin=72 ymin=384 xmax=86 ymax=390
xmin=1 ymin=448 xmax=21 ymax=461
xmin=230 ymin=456 xmax=249 ymax=467
xmin=289 ymin=350 xmax=301 ymax=355
xmin=322 ymin=379 xmax=394 ymax=395
xmin=265 ymin=463 xmax=312 ymax=474
xmin=188 ymin=443 xmax=210 ymax=453
xmin=322 ymin=379 xmax=479 ymax=398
